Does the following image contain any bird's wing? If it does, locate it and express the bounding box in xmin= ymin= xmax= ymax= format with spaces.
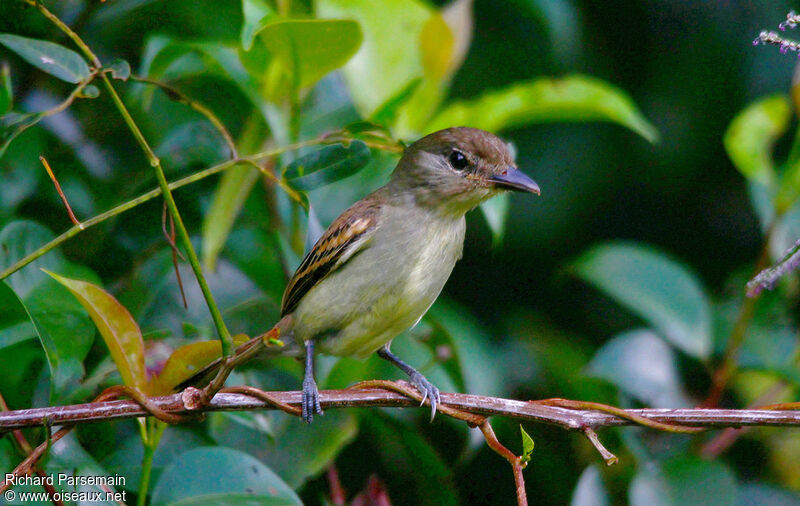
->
xmin=281 ymin=197 xmax=381 ymax=316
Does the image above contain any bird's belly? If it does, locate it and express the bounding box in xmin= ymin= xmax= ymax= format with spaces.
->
xmin=293 ymin=213 xmax=465 ymax=358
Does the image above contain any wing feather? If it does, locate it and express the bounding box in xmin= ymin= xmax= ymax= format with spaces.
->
xmin=280 ymin=197 xmax=381 ymax=315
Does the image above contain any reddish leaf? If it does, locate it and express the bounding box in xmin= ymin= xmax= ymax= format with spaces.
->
xmin=149 ymin=334 xmax=250 ymax=395
xmin=44 ymin=270 xmax=148 ymax=393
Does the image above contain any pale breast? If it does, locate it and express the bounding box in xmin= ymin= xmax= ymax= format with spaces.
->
xmin=293 ymin=205 xmax=466 ymax=358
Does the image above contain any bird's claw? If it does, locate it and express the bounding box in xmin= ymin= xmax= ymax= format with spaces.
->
xmin=408 ymin=371 xmax=440 ymax=421
xmin=302 ymin=378 xmax=323 ymax=423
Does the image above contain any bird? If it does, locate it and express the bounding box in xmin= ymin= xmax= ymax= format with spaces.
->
xmin=179 ymin=127 xmax=540 ymax=423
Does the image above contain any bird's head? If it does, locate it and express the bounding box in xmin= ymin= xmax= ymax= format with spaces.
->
xmin=389 ymin=127 xmax=540 ymax=215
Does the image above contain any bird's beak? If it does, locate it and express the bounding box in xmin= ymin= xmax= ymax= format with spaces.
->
xmin=489 ymin=167 xmax=540 ymax=195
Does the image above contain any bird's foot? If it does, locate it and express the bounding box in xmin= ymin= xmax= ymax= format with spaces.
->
xmin=408 ymin=371 xmax=441 ymax=421
xmin=302 ymin=377 xmax=324 ymax=423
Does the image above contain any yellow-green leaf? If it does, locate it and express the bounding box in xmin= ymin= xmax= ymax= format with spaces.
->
xmin=724 ymin=94 xmax=790 ymax=188
xmin=317 ymin=0 xmax=431 ymax=116
xmin=149 ymin=334 xmax=250 ymax=395
xmin=420 ymin=13 xmax=454 ymax=80
xmin=258 ymin=19 xmax=362 ymax=90
xmin=520 ymin=425 xmax=534 ymax=466
xmin=241 ymin=0 xmax=276 ymax=51
xmin=44 ymin=270 xmax=147 ymax=393
xmin=0 ymin=62 xmax=11 ymax=115
xmin=202 ymin=165 xmax=260 ymax=272
xmin=427 ymin=75 xmax=659 ymax=144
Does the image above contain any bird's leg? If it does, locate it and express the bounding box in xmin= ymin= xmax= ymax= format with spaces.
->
xmin=377 ymin=344 xmax=440 ymax=420
xmin=302 ymin=340 xmax=323 ymax=423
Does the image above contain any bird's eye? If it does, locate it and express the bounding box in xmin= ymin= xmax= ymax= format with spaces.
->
xmin=448 ymin=150 xmax=469 ymax=171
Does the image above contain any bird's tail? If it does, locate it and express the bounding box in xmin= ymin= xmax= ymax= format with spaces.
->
xmin=174 ymin=316 xmax=294 ymax=392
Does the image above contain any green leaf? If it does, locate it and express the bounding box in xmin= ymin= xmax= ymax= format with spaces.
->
xmin=108 ymin=58 xmax=131 ymax=80
xmin=283 ymin=141 xmax=371 ymax=190
xmin=391 ymin=0 xmax=473 ymax=136
xmin=22 ymin=278 xmax=95 ymax=401
xmin=369 ymin=77 xmax=422 ymax=126
xmin=572 ymin=242 xmax=712 ymax=359
xmin=0 ymin=110 xmax=46 ymax=158
xmin=211 ymin=408 xmax=358 ymax=489
xmin=0 ymin=33 xmax=91 ymax=84
xmin=571 ymin=465 xmax=609 ymax=506
xmin=427 ymin=300 xmax=504 ymax=397
xmin=428 ymin=75 xmax=659 ymax=143
xmin=202 ymin=165 xmax=259 ymax=272
xmin=150 ymin=447 xmax=302 ymax=506
xmin=79 ymin=84 xmax=100 ymax=98
xmin=156 ymin=121 xmax=229 ymax=170
xmin=101 ymin=425 xmax=211 ymax=491
xmin=479 ymin=192 xmax=510 ymax=246
xmin=0 ymin=62 xmax=11 ymax=114
xmin=0 ymin=220 xmax=67 ymax=298
xmin=45 ymin=432 xmax=121 ymax=497
xmin=0 ymin=281 xmax=34 ymax=350
xmin=736 ymin=484 xmax=800 ymax=506
xmin=225 ymin=226 xmax=288 ymax=303
xmin=629 ymin=456 xmax=737 ymax=506
xmin=587 ymin=329 xmax=691 ymax=408
xmin=168 ymin=495 xmax=299 ymax=505
xmin=101 ymin=428 xmax=210 ymax=492
xmin=317 ymin=0 xmax=432 ymax=116
xmin=259 ymin=411 xmax=357 ymax=489
xmin=258 ymin=19 xmax=362 ymax=90
xmin=360 ymin=412 xmax=459 ymax=505
xmin=44 ymin=270 xmax=148 ymax=393
xmin=119 ymin=251 xmax=262 ymax=340
xmin=520 ymin=425 xmax=534 ymax=464
xmin=139 ymin=37 xmax=260 ymax=112
xmin=241 ymin=0 xmax=276 ymax=51
xmin=723 ymin=94 xmax=789 ymax=187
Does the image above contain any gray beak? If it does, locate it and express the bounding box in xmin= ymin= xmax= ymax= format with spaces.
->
xmin=489 ymin=167 xmax=540 ymax=195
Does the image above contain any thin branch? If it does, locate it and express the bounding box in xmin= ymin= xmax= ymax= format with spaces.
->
xmin=9 ymin=73 xmax=97 ymax=143
xmin=2 ymin=388 xmax=799 ymax=432
xmin=0 ymin=392 xmax=64 ymax=506
xmin=704 ymin=224 xmax=775 ymax=406
xmin=0 ymin=158 xmax=236 ymax=281
xmin=130 ymin=75 xmax=238 ymax=159
xmin=479 ymin=421 xmax=527 ymax=506
xmin=3 ymin=384 xmax=800 ymax=506
xmin=162 ymin=202 xmax=187 ymax=309
xmin=27 ymin=0 xmax=236 ymax=356
xmin=0 ymin=136 xmax=343 ymax=281
xmin=701 ymin=378 xmax=795 ymax=458
xmin=582 ymin=427 xmax=618 ymax=466
xmin=101 ymin=70 xmax=236 ymax=354
xmin=40 ymin=155 xmax=81 ymax=227
xmin=24 ymin=0 xmax=101 ymax=68
xmin=240 ymin=158 xmax=307 ymax=209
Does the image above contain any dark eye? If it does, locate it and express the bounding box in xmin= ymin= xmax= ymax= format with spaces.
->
xmin=448 ymin=150 xmax=469 ymax=171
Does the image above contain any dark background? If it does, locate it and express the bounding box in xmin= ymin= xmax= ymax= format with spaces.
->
xmin=2 ymin=1 xmax=799 ymax=504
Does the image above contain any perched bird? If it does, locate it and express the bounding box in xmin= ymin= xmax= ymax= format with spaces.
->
xmin=181 ymin=127 xmax=539 ymax=422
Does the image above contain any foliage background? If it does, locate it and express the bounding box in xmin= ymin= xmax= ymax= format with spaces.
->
xmin=1 ymin=0 xmax=800 ymax=505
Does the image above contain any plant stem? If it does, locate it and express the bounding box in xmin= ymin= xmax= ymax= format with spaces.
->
xmin=704 ymin=224 xmax=775 ymax=406
xmin=27 ymin=0 xmax=236 ymax=355
xmin=98 ymin=72 xmax=234 ymax=355
xmin=1 ymin=159 xmax=236 ymax=280
xmin=0 ymin=137 xmax=340 ymax=282
xmin=137 ymin=420 xmax=166 ymax=506
xmin=26 ymin=0 xmax=101 ymax=68
xmin=131 ymin=76 xmax=238 ymax=159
